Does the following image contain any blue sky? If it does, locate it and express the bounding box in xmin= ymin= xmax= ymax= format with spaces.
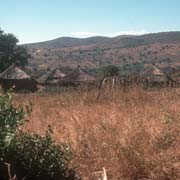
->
xmin=1 ymin=0 xmax=180 ymax=44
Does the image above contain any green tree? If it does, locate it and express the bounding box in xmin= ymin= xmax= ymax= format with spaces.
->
xmin=102 ymin=65 xmax=119 ymax=78
xmin=0 ymin=28 xmax=30 ymax=72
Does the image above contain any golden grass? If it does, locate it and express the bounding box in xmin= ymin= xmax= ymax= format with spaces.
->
xmin=14 ymin=87 xmax=180 ymax=180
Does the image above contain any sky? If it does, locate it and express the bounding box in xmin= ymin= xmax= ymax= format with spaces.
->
xmin=0 ymin=0 xmax=180 ymax=44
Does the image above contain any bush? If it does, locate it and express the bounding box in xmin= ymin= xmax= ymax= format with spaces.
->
xmin=7 ymin=130 xmax=78 ymax=180
xmin=101 ymin=65 xmax=119 ymax=78
xmin=0 ymin=90 xmax=26 ymax=154
xmin=0 ymin=91 xmax=79 ymax=180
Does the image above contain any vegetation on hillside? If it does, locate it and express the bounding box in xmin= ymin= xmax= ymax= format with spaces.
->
xmin=25 ymin=32 xmax=180 ymax=78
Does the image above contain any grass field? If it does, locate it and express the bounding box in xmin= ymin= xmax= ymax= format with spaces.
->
xmin=14 ymin=87 xmax=180 ymax=180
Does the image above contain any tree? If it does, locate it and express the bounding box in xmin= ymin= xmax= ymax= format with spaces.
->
xmin=0 ymin=28 xmax=30 ymax=72
xmin=102 ymin=65 xmax=119 ymax=78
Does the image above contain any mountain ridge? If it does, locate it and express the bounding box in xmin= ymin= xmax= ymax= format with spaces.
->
xmin=24 ymin=31 xmax=180 ymax=49
xmin=23 ymin=36 xmax=110 ymax=49
xmin=24 ymin=31 xmax=180 ymax=78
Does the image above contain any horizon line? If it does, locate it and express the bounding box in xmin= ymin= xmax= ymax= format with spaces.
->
xmin=19 ymin=30 xmax=180 ymax=45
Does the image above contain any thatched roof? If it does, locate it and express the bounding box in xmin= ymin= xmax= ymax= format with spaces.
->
xmin=37 ymin=71 xmax=51 ymax=84
xmin=140 ymin=65 xmax=166 ymax=82
xmin=142 ymin=65 xmax=165 ymax=76
xmin=45 ymin=69 xmax=66 ymax=84
xmin=61 ymin=66 xmax=96 ymax=82
xmin=0 ymin=64 xmax=31 ymax=80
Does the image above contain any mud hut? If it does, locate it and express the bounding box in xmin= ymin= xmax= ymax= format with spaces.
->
xmin=0 ymin=64 xmax=38 ymax=92
xmin=44 ymin=69 xmax=66 ymax=86
xmin=140 ymin=65 xmax=167 ymax=86
xmin=60 ymin=66 xmax=96 ymax=86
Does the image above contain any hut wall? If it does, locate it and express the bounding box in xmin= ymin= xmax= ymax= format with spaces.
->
xmin=0 ymin=79 xmax=38 ymax=92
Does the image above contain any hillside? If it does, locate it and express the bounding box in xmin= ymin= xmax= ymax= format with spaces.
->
xmin=24 ymin=32 xmax=180 ymax=49
xmin=24 ymin=36 xmax=110 ymax=49
xmin=24 ymin=32 xmax=180 ymax=77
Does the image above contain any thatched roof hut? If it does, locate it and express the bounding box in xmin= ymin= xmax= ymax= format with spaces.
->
xmin=0 ymin=64 xmax=37 ymax=92
xmin=60 ymin=66 xmax=96 ymax=86
xmin=36 ymin=71 xmax=52 ymax=85
xmin=140 ymin=65 xmax=167 ymax=86
xmin=44 ymin=69 xmax=66 ymax=85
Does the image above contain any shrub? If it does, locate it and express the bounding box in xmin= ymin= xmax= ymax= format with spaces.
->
xmin=101 ymin=65 xmax=119 ymax=78
xmin=0 ymin=90 xmax=26 ymax=154
xmin=7 ymin=130 xmax=78 ymax=180
xmin=0 ymin=90 xmax=79 ymax=180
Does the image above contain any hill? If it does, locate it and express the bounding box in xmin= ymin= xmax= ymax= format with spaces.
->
xmin=24 ymin=31 xmax=180 ymax=77
xmin=24 ymin=36 xmax=110 ymax=49
xmin=24 ymin=32 xmax=180 ymax=49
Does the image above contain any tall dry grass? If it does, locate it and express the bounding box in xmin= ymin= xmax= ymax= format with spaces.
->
xmin=14 ymin=86 xmax=180 ymax=180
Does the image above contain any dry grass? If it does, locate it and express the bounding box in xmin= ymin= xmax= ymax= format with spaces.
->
xmin=14 ymin=87 xmax=180 ymax=180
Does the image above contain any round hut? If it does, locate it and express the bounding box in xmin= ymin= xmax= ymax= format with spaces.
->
xmin=140 ymin=65 xmax=167 ymax=87
xmin=0 ymin=64 xmax=38 ymax=92
xmin=60 ymin=66 xmax=96 ymax=86
xmin=44 ymin=69 xmax=66 ymax=86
